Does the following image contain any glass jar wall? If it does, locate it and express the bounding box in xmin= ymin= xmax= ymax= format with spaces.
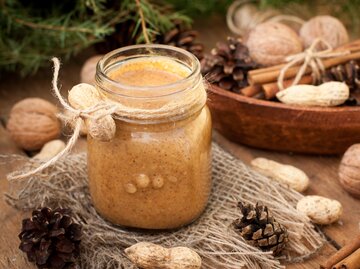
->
xmin=88 ymin=45 xmax=212 ymax=229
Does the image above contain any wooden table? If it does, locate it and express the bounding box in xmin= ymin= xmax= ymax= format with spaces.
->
xmin=0 ymin=16 xmax=359 ymax=269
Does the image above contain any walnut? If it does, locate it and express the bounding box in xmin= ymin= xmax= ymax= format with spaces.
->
xmin=80 ymin=55 xmax=103 ymax=85
xmin=245 ymin=22 xmax=303 ymax=66
xmin=6 ymin=98 xmax=61 ymax=151
xmin=300 ymin=15 xmax=349 ymax=50
xmin=339 ymin=144 xmax=360 ymax=198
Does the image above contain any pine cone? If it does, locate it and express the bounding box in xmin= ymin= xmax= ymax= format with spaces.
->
xmin=19 ymin=207 xmax=82 ymax=269
xmin=96 ymin=20 xmax=204 ymax=60
xmin=156 ymin=23 xmax=204 ymax=60
xmin=201 ymin=37 xmax=259 ymax=93
xmin=95 ymin=18 xmax=140 ymax=54
xmin=234 ymin=202 xmax=288 ymax=256
xmin=320 ymin=60 xmax=360 ymax=92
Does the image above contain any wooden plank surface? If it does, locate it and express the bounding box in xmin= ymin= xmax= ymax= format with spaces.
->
xmin=0 ymin=126 xmax=35 ymax=268
xmin=213 ymin=133 xmax=360 ymax=247
xmin=0 ymin=15 xmax=359 ymax=269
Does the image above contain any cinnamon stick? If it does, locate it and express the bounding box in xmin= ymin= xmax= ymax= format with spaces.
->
xmin=248 ymin=51 xmax=360 ymax=85
xmin=249 ymin=39 xmax=360 ymax=77
xmin=262 ymin=75 xmax=313 ymax=99
xmin=320 ymin=235 xmax=360 ymax=269
xmin=332 ymin=248 xmax=360 ymax=269
xmin=240 ymin=85 xmax=262 ymax=97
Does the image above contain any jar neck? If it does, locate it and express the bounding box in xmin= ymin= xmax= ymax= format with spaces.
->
xmin=95 ymin=45 xmax=206 ymax=124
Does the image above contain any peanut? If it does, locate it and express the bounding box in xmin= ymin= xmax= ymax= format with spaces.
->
xmin=276 ymin=81 xmax=349 ymax=107
xmin=33 ymin=139 xmax=66 ymax=161
xmin=80 ymin=55 xmax=103 ymax=85
xmin=251 ymin=157 xmax=309 ymax=192
xmin=125 ymin=242 xmax=201 ymax=269
xmin=296 ymin=195 xmax=342 ymax=225
xmin=68 ymin=83 xmax=116 ymax=141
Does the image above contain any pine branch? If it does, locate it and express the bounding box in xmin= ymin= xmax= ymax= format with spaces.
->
xmin=0 ymin=0 xmax=221 ymax=76
xmin=12 ymin=17 xmax=98 ymax=34
xmin=135 ymin=0 xmax=151 ymax=44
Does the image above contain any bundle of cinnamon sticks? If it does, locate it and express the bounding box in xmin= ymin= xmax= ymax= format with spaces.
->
xmin=242 ymin=39 xmax=360 ymax=100
xmin=320 ymin=235 xmax=360 ymax=269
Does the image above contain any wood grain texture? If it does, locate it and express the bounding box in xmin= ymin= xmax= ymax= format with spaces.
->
xmin=0 ymin=17 xmax=359 ymax=267
xmin=208 ymin=85 xmax=360 ymax=154
xmin=0 ymin=126 xmax=35 ymax=268
xmin=213 ymin=132 xmax=360 ymax=246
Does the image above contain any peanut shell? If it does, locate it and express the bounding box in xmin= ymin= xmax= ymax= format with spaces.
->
xmin=33 ymin=139 xmax=66 ymax=161
xmin=251 ymin=157 xmax=309 ymax=192
xmin=80 ymin=55 xmax=103 ymax=85
xmin=125 ymin=242 xmax=201 ymax=269
xmin=68 ymin=83 xmax=116 ymax=141
xmin=296 ymin=195 xmax=342 ymax=225
xmin=276 ymin=82 xmax=349 ymax=107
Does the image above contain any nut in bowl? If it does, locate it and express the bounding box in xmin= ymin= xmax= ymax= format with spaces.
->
xmin=202 ymin=26 xmax=360 ymax=154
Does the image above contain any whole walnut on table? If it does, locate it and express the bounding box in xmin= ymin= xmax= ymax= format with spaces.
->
xmin=6 ymin=98 xmax=61 ymax=151
xmin=339 ymin=144 xmax=360 ymax=198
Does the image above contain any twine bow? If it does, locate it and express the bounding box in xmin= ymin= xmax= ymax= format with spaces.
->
xmin=8 ymin=56 xmax=207 ymax=180
xmin=8 ymin=58 xmax=117 ymax=180
xmin=277 ymin=38 xmax=350 ymax=91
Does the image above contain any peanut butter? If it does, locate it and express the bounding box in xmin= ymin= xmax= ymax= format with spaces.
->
xmin=89 ymin=47 xmax=212 ymax=229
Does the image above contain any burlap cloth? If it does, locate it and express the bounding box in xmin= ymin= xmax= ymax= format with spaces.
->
xmin=4 ymin=143 xmax=326 ymax=269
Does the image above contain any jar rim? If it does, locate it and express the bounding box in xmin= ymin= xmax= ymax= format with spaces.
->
xmin=96 ymin=44 xmax=201 ymax=99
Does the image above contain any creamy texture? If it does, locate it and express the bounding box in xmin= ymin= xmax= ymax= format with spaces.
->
xmin=89 ymin=57 xmax=212 ymax=229
xmin=108 ymin=57 xmax=189 ymax=87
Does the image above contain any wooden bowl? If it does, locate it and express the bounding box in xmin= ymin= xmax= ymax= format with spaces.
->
xmin=207 ymin=85 xmax=360 ymax=154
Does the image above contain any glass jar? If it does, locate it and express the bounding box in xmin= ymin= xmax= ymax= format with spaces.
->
xmin=89 ymin=45 xmax=212 ymax=229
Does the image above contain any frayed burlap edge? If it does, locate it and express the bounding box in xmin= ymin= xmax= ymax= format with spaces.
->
xmin=3 ymin=143 xmax=326 ymax=269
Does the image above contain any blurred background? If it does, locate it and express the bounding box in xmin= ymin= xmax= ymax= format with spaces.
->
xmin=1 ymin=0 xmax=360 ymax=76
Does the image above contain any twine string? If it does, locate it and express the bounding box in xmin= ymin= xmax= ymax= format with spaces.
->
xmin=4 ymin=143 xmax=326 ymax=268
xmin=277 ymin=38 xmax=350 ymax=90
xmin=8 ymin=58 xmax=117 ymax=181
xmin=8 ymin=57 xmax=206 ymax=180
xmin=226 ymin=0 xmax=305 ymax=36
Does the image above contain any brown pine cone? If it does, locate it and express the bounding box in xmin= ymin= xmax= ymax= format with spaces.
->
xmin=201 ymin=37 xmax=259 ymax=93
xmin=319 ymin=60 xmax=360 ymax=106
xmin=320 ymin=60 xmax=360 ymax=92
xmin=234 ymin=202 xmax=288 ymax=256
xmin=156 ymin=23 xmax=204 ymax=60
xmin=95 ymin=19 xmax=204 ymax=60
xmin=19 ymin=207 xmax=82 ymax=269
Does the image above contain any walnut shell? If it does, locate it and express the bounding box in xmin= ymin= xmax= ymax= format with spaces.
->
xmin=80 ymin=55 xmax=103 ymax=85
xmin=246 ymin=22 xmax=303 ymax=66
xmin=339 ymin=144 xmax=360 ymax=198
xmin=6 ymin=98 xmax=61 ymax=151
xmin=300 ymin=15 xmax=349 ymax=50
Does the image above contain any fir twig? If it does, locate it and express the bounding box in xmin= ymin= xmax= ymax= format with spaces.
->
xmin=12 ymin=17 xmax=96 ymax=34
xmin=135 ymin=0 xmax=151 ymax=44
xmin=0 ymin=0 xmax=223 ymax=75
